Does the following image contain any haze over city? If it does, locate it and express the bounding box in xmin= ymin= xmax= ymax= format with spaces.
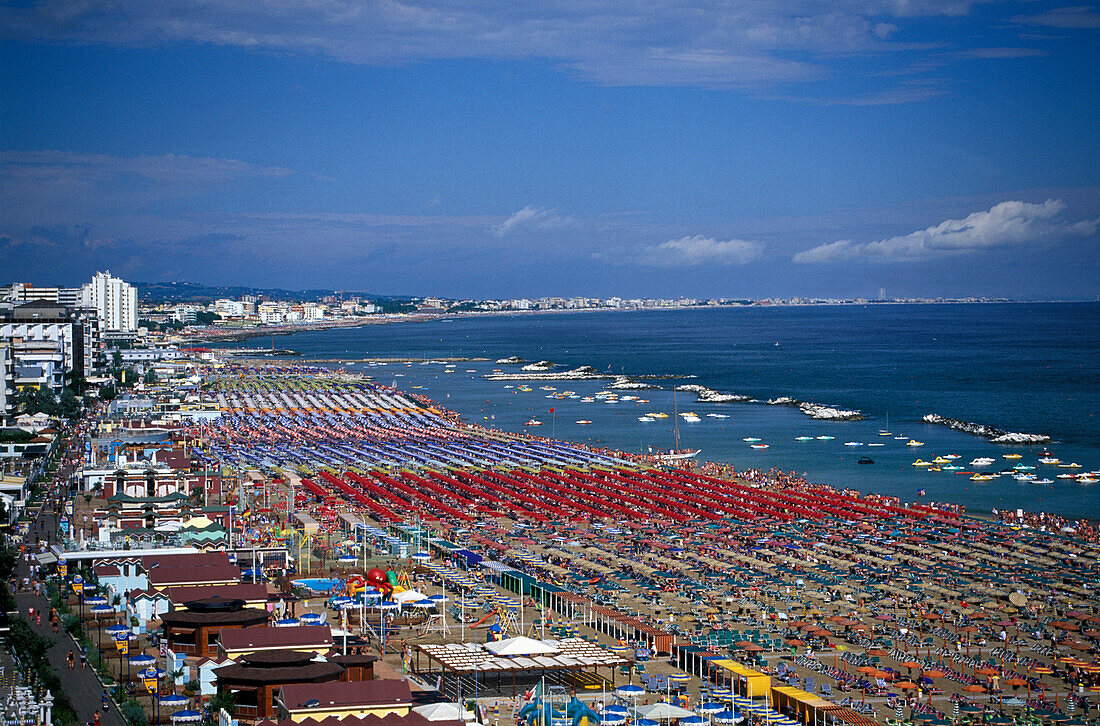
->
xmin=1 ymin=1 xmax=1098 ymax=299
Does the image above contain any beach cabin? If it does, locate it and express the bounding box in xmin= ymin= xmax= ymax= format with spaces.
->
xmin=219 ymin=625 xmax=334 ymax=661
xmin=276 ymin=680 xmax=411 ymax=723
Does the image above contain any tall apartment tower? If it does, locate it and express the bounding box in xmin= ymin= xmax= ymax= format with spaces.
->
xmin=82 ymin=271 xmax=137 ymax=332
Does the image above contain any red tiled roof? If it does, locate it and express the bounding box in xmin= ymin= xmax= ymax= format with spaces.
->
xmin=142 ymin=551 xmax=232 ymax=569
xmin=280 ymin=680 xmax=411 ymax=710
xmin=167 ymin=583 xmax=269 ymax=604
xmin=147 ymin=564 xmax=240 ymax=586
xmin=220 ymin=625 xmax=332 ymax=651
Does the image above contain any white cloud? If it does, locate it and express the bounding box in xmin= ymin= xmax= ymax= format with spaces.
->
xmin=635 ymin=235 xmax=763 ymax=267
xmin=0 ymin=0 xmax=1002 ymax=91
xmin=491 ymin=206 xmax=572 ymax=237
xmin=792 ymin=199 xmax=1099 ymax=263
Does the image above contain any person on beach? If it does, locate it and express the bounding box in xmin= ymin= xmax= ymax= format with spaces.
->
xmin=67 ymin=651 xmax=75 ymax=670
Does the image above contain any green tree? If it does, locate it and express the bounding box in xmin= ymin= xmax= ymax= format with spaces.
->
xmin=59 ymin=388 xmax=82 ymax=420
xmin=121 ymin=701 xmax=148 ymax=726
xmin=14 ymin=387 xmax=59 ymax=416
xmin=98 ymin=385 xmax=118 ymax=402
xmin=112 ymin=349 xmax=123 ymax=371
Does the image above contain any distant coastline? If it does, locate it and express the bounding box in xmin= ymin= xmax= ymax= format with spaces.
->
xmin=192 ymin=298 xmax=1092 ymax=347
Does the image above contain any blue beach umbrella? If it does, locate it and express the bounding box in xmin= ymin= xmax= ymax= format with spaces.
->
xmin=158 ymin=696 xmax=189 ymax=709
xmin=697 ymin=704 xmax=725 ymax=715
xmin=170 ymin=710 xmax=203 ymax=723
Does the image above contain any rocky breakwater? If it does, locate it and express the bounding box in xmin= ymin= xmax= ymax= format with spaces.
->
xmin=675 ymin=384 xmax=753 ymax=403
xmin=521 ymin=360 xmax=555 ymax=371
xmin=921 ymin=414 xmax=1051 ymax=444
xmin=767 ymin=396 xmax=864 ymax=420
xmin=495 ymin=356 xmax=526 ymax=364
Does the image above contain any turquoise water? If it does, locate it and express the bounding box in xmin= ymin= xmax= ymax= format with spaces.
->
xmin=292 ymin=578 xmax=343 ymax=593
xmin=219 ymin=303 xmax=1100 ymax=518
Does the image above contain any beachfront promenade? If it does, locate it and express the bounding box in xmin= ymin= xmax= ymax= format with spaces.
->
xmin=14 ymin=505 xmax=126 ymax=726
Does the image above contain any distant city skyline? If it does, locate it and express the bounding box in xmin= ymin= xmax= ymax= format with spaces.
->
xmin=1 ymin=2 xmax=1097 ymax=300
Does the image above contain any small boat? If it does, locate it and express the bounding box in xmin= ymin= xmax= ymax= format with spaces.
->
xmin=933 ymin=456 xmax=950 ymax=464
xmin=894 ymin=435 xmax=909 ymax=440
xmin=1013 ymin=464 xmax=1035 ymax=471
xmin=795 ymin=436 xmax=814 ymax=441
xmin=1039 ymin=457 xmax=1060 ymax=465
xmin=816 ymin=435 xmax=834 ymax=441
xmin=576 ymin=420 xmax=592 ymax=425
xmin=1078 ymin=476 xmax=1098 ymax=484
xmin=912 ymin=460 xmax=933 ymax=467
xmin=750 ymin=444 xmax=769 ymax=449
xmin=970 ymin=474 xmax=995 ymax=481
xmin=878 ymin=431 xmax=891 ymax=437
xmin=1056 ymin=473 xmax=1077 ymax=479
xmin=1032 ymin=478 xmax=1053 ymax=485
xmin=867 ymin=442 xmax=885 ymax=447
xmin=1059 ymin=462 xmax=1082 ymax=468
xmin=943 ymin=454 xmax=960 ymax=460
xmin=907 ymin=440 xmax=924 ymax=447
xmin=844 ymin=441 xmax=864 ymax=447
xmin=858 ymin=456 xmax=874 ymax=465
xmin=638 ymin=416 xmax=655 ymax=422
xmin=743 ymin=437 xmax=762 ymax=442
xmin=1003 ymin=453 xmax=1022 ymax=459
xmin=654 ymin=449 xmax=701 ymax=462
xmin=681 ymin=414 xmax=701 ymax=422
xmin=970 ymin=457 xmax=995 ymax=466
xmin=707 ymin=413 xmax=729 ymax=419
xmin=525 ymin=419 xmax=543 ymax=426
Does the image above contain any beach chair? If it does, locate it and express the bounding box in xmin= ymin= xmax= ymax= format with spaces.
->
xmin=820 ymin=684 xmax=832 ymax=697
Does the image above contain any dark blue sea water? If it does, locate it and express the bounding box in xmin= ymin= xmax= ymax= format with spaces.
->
xmin=221 ymin=303 xmax=1100 ymax=518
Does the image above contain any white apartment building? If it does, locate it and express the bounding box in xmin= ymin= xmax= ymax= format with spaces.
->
xmin=82 ymin=271 xmax=138 ymax=332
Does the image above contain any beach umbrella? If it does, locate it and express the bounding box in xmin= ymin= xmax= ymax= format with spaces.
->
xmin=604 ymin=706 xmax=629 ymax=717
xmin=274 ymin=618 xmax=301 ymax=627
xmin=616 ymin=685 xmax=645 ymax=698
xmin=84 ymin=596 xmax=108 ymax=606
xmin=410 ymin=599 xmax=436 ymax=608
xmin=158 ymin=696 xmax=189 ymax=710
xmin=697 ymin=703 xmax=725 ymax=715
xmin=300 ymin=613 xmax=325 ymax=625
xmin=129 ymin=655 xmax=155 ymax=669
xmin=712 ymin=712 xmax=739 ymax=724
xmin=681 ymin=717 xmax=709 ymax=726
xmin=106 ymin=624 xmax=129 ymax=637
xmin=600 ymin=716 xmax=627 ymax=726
xmin=170 ymin=710 xmax=202 ymax=723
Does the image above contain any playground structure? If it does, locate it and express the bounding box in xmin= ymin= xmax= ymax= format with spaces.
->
xmin=517 ymin=686 xmax=601 ymax=726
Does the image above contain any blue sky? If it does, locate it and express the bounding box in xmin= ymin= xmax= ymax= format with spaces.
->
xmin=1 ymin=1 xmax=1097 ymax=299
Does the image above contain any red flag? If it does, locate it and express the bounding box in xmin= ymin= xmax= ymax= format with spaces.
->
xmin=549 ymin=408 xmax=555 ymax=413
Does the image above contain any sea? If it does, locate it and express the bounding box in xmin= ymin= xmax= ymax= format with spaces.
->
xmin=219 ymin=302 xmax=1100 ymax=519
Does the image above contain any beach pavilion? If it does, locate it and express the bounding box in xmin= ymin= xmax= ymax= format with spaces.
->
xmin=412 ymin=636 xmax=628 ymax=698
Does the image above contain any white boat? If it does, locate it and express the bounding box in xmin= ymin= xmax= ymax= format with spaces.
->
xmin=894 ymin=435 xmax=908 ymax=440
xmin=638 ymin=416 xmax=655 ymax=422
xmin=867 ymin=443 xmax=885 ymax=447
xmin=653 ymin=449 xmax=701 ymax=462
xmin=970 ymin=457 xmax=995 ymax=466
xmin=970 ymin=474 xmax=995 ymax=481
xmin=707 ymin=413 xmax=729 ymax=419
xmin=750 ymin=444 xmax=769 ymax=449
xmin=1032 ymin=478 xmax=1054 ymax=485
xmin=1039 ymin=457 xmax=1060 ymax=465
xmin=1056 ymin=473 xmax=1076 ymax=479
xmin=1003 ymin=453 xmax=1022 ymax=459
xmin=525 ymin=419 xmax=543 ymax=426
xmin=681 ymin=414 xmax=701 ymax=422
xmin=913 ymin=460 xmax=933 ymax=467
xmin=1078 ymin=476 xmax=1098 ymax=484
xmin=576 ymin=420 xmax=592 ymax=425
xmin=844 ymin=442 xmax=864 ymax=446
xmin=743 ymin=437 xmax=762 ymax=442
xmin=816 ymin=436 xmax=834 ymax=441
xmin=795 ymin=436 xmax=813 ymax=441
xmin=906 ymin=440 xmax=924 ymax=447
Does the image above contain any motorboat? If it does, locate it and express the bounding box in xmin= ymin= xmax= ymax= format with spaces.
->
xmin=525 ymin=419 xmax=543 ymax=426
xmin=638 ymin=416 xmax=655 ymax=422
xmin=844 ymin=441 xmax=864 ymax=446
xmin=576 ymin=420 xmax=592 ymax=425
xmin=970 ymin=457 xmax=995 ymax=466
xmin=1039 ymin=457 xmax=1060 ymax=465
xmin=817 ymin=435 xmax=834 ymax=440
xmin=1003 ymin=453 xmax=1022 ymax=459
xmin=907 ymin=440 xmax=924 ymax=447
xmin=743 ymin=437 xmax=762 ymax=442
xmin=750 ymin=444 xmax=769 ymax=449
xmin=795 ymin=436 xmax=814 ymax=441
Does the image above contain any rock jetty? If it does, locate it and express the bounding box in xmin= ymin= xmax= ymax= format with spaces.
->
xmin=520 ymin=360 xmax=555 ymax=371
xmin=495 ymin=356 xmax=526 ymax=364
xmin=921 ymin=414 xmax=1051 ymax=443
xmin=675 ymin=384 xmax=753 ymax=403
xmin=766 ymin=396 xmax=864 ymax=420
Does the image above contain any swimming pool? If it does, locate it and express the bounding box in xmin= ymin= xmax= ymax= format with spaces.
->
xmin=292 ymin=578 xmax=344 ymax=594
